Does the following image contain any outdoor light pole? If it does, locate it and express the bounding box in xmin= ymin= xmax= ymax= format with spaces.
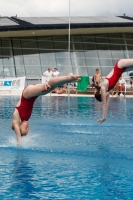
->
xmin=68 ymin=0 xmax=70 ymax=55
xmin=68 ymin=0 xmax=71 ymax=96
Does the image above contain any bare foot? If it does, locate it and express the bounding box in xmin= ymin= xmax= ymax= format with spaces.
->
xmin=68 ymin=73 xmax=81 ymax=82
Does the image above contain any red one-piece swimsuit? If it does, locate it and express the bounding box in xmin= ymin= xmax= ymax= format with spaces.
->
xmin=16 ymin=85 xmax=52 ymax=121
xmin=106 ymin=61 xmax=126 ymax=91
xmin=16 ymin=93 xmax=38 ymax=121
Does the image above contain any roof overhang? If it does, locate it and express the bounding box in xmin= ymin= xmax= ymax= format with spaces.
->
xmin=0 ymin=16 xmax=133 ymax=38
xmin=0 ymin=26 xmax=133 ymax=38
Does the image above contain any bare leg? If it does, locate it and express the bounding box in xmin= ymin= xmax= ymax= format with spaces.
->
xmin=48 ymin=73 xmax=80 ymax=88
xmin=118 ymin=59 xmax=133 ymax=70
xmin=24 ymin=73 xmax=80 ymax=98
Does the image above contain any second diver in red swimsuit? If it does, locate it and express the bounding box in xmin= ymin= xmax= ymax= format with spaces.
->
xmin=12 ymin=73 xmax=80 ymax=144
xmin=94 ymin=59 xmax=133 ymax=124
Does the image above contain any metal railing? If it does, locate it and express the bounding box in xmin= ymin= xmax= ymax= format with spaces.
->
xmin=25 ymin=76 xmax=41 ymax=86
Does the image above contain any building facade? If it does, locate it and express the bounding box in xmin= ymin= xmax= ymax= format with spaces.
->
xmin=0 ymin=16 xmax=133 ymax=78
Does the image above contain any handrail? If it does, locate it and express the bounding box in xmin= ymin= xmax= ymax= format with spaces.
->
xmin=26 ymin=75 xmax=41 ymax=79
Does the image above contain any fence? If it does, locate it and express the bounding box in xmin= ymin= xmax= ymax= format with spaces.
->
xmin=25 ymin=76 xmax=41 ymax=86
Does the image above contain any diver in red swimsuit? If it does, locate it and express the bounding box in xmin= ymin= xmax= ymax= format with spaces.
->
xmin=12 ymin=73 xmax=80 ymax=144
xmin=94 ymin=59 xmax=133 ymax=124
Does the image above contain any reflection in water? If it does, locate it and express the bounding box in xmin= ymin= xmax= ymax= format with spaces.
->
xmin=11 ymin=150 xmax=37 ymax=199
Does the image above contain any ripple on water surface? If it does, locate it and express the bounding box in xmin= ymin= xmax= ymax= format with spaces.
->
xmin=0 ymin=96 xmax=133 ymax=199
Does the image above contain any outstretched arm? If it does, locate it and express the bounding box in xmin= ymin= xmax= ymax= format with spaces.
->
xmin=12 ymin=124 xmax=22 ymax=147
xmin=13 ymin=123 xmax=22 ymax=145
xmin=12 ymin=112 xmax=22 ymax=145
xmin=98 ymin=87 xmax=109 ymax=124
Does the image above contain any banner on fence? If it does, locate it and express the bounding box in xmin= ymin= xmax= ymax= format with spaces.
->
xmin=0 ymin=77 xmax=25 ymax=90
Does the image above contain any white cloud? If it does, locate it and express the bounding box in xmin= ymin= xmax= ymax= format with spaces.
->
xmin=0 ymin=0 xmax=133 ymax=17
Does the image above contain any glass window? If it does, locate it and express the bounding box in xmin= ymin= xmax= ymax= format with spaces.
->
xmin=83 ymin=43 xmax=98 ymax=58
xmin=39 ymin=50 xmax=56 ymax=67
xmin=38 ymin=40 xmax=54 ymax=53
xmin=98 ymin=50 xmax=112 ymax=58
xmin=0 ymin=40 xmax=3 ymax=66
xmin=3 ymin=66 xmax=15 ymax=77
xmin=0 ymin=47 xmax=3 ymax=66
xmin=0 ymin=39 xmax=15 ymax=77
xmin=37 ymin=36 xmax=53 ymax=41
xmin=128 ymin=51 xmax=133 ymax=58
xmin=21 ymin=38 xmax=38 ymax=55
xmin=55 ymin=51 xmax=69 ymax=58
xmin=0 ymin=34 xmax=132 ymax=78
xmin=12 ymin=38 xmax=21 ymax=48
xmin=71 ymin=36 xmax=84 ymax=57
xmin=127 ymin=44 xmax=133 ymax=58
xmin=21 ymin=38 xmax=40 ymax=68
xmin=53 ymin=36 xmax=68 ymax=42
xmin=97 ymin=44 xmax=112 ymax=58
xmin=95 ymin=35 xmax=109 ymax=43
xmin=23 ymin=55 xmax=40 ymax=66
xmin=0 ymin=57 xmax=3 ymax=66
xmin=2 ymin=56 xmax=14 ymax=66
xmin=56 ymin=57 xmax=71 ymax=67
xmin=108 ymin=33 xmax=121 ymax=39
xmin=14 ymin=55 xmax=24 ymax=65
xmin=15 ymin=65 xmax=25 ymax=77
xmin=53 ymin=39 xmax=69 ymax=58
xmin=39 ymin=51 xmax=55 ymax=59
xmin=25 ymin=66 xmax=42 ymax=77
xmin=40 ymin=57 xmax=56 ymax=67
xmin=126 ymin=39 xmax=133 ymax=45
xmin=86 ymin=58 xmax=100 ymax=66
xmin=110 ymin=44 xmax=125 ymax=59
xmin=1 ymin=39 xmax=13 ymax=56
xmin=108 ymin=35 xmax=126 ymax=59
xmin=76 ymin=67 xmax=88 ymax=76
xmin=1 ymin=39 xmax=14 ymax=66
xmin=112 ymin=59 xmax=119 ymax=66
xmin=124 ymin=33 xmax=133 ymax=39
xmin=70 ymin=51 xmax=85 ymax=58
xmin=71 ymin=58 xmax=86 ymax=67
xmin=99 ymin=59 xmax=113 ymax=66
xmin=100 ymin=67 xmax=113 ymax=76
xmin=0 ymin=66 xmax=4 ymax=77
xmin=12 ymin=40 xmax=22 ymax=53
xmin=12 ymin=39 xmax=25 ymax=66
xmin=82 ymin=35 xmax=95 ymax=43
xmin=57 ymin=66 xmax=73 ymax=75
xmin=37 ymin=37 xmax=56 ymax=67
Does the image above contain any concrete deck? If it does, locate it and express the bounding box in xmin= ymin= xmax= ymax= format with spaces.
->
xmin=0 ymin=90 xmax=133 ymax=98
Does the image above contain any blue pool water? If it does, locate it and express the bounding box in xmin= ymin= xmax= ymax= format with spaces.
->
xmin=0 ymin=96 xmax=133 ymax=199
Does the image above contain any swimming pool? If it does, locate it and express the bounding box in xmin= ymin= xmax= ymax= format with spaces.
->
xmin=0 ymin=96 xmax=133 ymax=199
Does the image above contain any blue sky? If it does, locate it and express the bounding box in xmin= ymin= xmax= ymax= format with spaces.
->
xmin=0 ymin=0 xmax=133 ymax=17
